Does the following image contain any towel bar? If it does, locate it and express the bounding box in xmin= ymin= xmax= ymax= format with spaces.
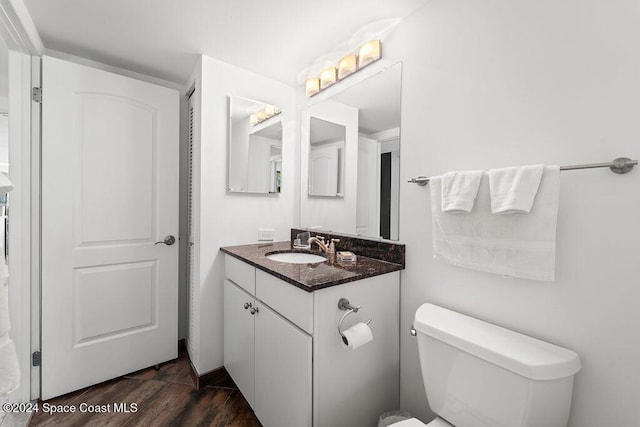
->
xmin=408 ymin=157 xmax=638 ymax=186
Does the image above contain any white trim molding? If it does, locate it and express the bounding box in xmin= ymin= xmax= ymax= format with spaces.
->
xmin=0 ymin=0 xmax=43 ymax=54
xmin=7 ymin=48 xmax=33 ymax=404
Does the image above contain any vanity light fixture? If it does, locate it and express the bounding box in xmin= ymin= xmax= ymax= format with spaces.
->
xmin=320 ymin=66 xmax=337 ymax=89
xmin=337 ymin=54 xmax=357 ymax=79
xmin=250 ymin=104 xmax=282 ymax=126
xmin=264 ymin=104 xmax=277 ymax=118
xmin=358 ymin=40 xmax=381 ymax=67
xmin=305 ymin=39 xmax=382 ymax=97
xmin=306 ymin=77 xmax=320 ymax=97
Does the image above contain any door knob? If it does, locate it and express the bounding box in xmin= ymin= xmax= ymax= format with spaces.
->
xmin=155 ymin=235 xmax=176 ymax=246
xmin=250 ymin=307 xmax=259 ymax=315
xmin=244 ymin=302 xmax=252 ymax=310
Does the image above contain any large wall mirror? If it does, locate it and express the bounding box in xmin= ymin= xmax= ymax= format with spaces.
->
xmin=300 ymin=62 xmax=401 ymax=240
xmin=228 ymin=96 xmax=283 ymax=194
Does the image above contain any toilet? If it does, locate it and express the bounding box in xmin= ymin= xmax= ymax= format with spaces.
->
xmin=396 ymin=303 xmax=581 ymax=427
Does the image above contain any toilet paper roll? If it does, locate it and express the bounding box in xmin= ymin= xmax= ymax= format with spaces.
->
xmin=342 ymin=322 xmax=373 ymax=350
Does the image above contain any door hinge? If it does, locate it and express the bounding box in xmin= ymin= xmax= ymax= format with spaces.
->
xmin=32 ymin=87 xmax=42 ymax=103
xmin=32 ymin=351 xmax=41 ymax=367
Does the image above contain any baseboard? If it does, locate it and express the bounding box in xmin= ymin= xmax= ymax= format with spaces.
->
xmin=188 ymin=364 xmax=231 ymax=390
xmin=181 ymin=339 xmax=234 ymax=389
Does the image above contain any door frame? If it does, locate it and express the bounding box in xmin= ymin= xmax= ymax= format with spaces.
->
xmin=0 ymin=0 xmax=43 ymax=403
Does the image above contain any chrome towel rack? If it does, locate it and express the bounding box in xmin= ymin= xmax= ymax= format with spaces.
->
xmin=408 ymin=157 xmax=638 ymax=186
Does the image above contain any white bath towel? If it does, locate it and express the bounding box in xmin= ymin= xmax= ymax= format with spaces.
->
xmin=0 ymin=337 xmax=20 ymax=396
xmin=0 ymin=242 xmax=19 ymax=396
xmin=0 ymin=173 xmax=13 ymax=194
xmin=0 ymin=282 xmax=10 ymax=337
xmin=0 ymin=282 xmax=20 ymax=396
xmin=489 ymin=164 xmax=545 ymax=214
xmin=441 ymin=170 xmax=484 ymax=213
xmin=430 ymin=166 xmax=560 ymax=281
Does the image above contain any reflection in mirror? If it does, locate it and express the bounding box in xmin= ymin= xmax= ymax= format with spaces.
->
xmin=228 ymin=96 xmax=282 ymax=194
xmin=301 ymin=63 xmax=401 ymax=240
xmin=309 ymin=118 xmax=345 ymax=197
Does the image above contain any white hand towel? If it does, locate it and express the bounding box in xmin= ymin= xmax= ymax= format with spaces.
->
xmin=441 ymin=170 xmax=484 ymax=213
xmin=489 ymin=165 xmax=544 ymax=214
xmin=430 ymin=166 xmax=560 ymax=281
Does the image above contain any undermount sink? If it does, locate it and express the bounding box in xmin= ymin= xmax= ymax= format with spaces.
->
xmin=266 ymin=251 xmax=327 ymax=264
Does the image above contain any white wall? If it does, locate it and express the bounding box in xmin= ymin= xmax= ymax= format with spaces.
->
xmin=384 ymin=1 xmax=640 ymax=426
xmin=189 ymin=55 xmax=296 ymax=374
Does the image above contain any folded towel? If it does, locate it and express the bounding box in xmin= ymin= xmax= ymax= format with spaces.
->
xmin=489 ymin=164 xmax=544 ymax=214
xmin=0 ymin=173 xmax=14 ymax=195
xmin=441 ymin=170 xmax=484 ymax=213
xmin=430 ymin=166 xmax=560 ymax=281
xmin=0 ymin=247 xmax=19 ymax=397
xmin=0 ymin=337 xmax=20 ymax=396
xmin=0 ymin=283 xmax=10 ymax=337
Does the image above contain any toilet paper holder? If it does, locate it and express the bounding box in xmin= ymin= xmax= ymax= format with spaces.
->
xmin=338 ymin=298 xmax=372 ymax=345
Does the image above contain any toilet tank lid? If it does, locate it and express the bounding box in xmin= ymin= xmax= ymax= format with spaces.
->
xmin=414 ymin=303 xmax=581 ymax=381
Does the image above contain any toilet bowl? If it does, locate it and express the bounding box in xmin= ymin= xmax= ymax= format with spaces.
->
xmin=393 ymin=416 xmax=451 ymax=426
xmin=398 ymin=303 xmax=581 ymax=427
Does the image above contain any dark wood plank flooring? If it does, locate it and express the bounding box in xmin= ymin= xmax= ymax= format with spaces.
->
xmin=30 ymin=348 xmax=261 ymax=427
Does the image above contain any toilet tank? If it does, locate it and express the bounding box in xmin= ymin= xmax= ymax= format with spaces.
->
xmin=413 ymin=304 xmax=581 ymax=427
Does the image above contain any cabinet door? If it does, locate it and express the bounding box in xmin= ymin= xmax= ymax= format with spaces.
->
xmin=255 ymin=303 xmax=312 ymax=427
xmin=223 ymin=279 xmax=255 ymax=407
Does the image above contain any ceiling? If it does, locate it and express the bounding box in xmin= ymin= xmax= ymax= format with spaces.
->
xmin=23 ymin=0 xmax=428 ymax=87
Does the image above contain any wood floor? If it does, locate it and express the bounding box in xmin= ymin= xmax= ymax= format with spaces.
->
xmin=29 ymin=348 xmax=261 ymax=427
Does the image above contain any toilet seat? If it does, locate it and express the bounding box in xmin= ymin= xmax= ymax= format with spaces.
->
xmin=392 ymin=416 xmax=453 ymax=427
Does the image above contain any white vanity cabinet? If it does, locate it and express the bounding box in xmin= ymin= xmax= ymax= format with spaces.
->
xmin=223 ymin=279 xmax=255 ymax=406
xmin=223 ymin=253 xmax=400 ymax=427
xmin=254 ymin=301 xmax=312 ymax=427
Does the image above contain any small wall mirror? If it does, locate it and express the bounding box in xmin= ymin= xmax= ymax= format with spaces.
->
xmin=309 ymin=117 xmax=345 ymax=197
xmin=228 ymin=96 xmax=283 ymax=194
xmin=300 ymin=62 xmax=402 ymax=240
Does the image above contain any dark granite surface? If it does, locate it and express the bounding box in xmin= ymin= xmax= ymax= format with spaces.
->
xmin=220 ymin=241 xmax=404 ymax=292
xmin=290 ymin=228 xmax=405 ymax=267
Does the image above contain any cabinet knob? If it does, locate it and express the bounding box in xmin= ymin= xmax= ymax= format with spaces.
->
xmin=250 ymin=307 xmax=259 ymax=315
xmin=244 ymin=302 xmax=252 ymax=310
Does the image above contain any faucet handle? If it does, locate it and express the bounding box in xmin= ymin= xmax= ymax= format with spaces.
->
xmin=328 ymin=238 xmax=340 ymax=253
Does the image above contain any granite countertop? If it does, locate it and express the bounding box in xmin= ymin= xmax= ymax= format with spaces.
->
xmin=220 ymin=241 xmax=404 ymax=292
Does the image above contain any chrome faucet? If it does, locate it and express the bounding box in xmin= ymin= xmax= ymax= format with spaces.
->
xmin=308 ymin=236 xmax=340 ymax=254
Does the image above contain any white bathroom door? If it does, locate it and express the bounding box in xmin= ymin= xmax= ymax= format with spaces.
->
xmin=309 ymin=145 xmax=339 ymax=196
xmin=40 ymin=56 xmax=180 ymax=399
xmin=356 ymin=136 xmax=380 ymax=238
